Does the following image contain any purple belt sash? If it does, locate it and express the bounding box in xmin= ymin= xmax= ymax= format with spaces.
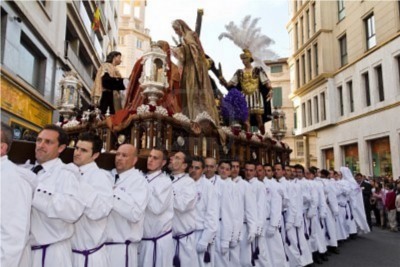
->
xmin=72 ymin=243 xmax=105 ymax=267
xmin=347 ymin=201 xmax=354 ymax=220
xmin=172 ymin=230 xmax=194 ymax=267
xmin=104 ymin=240 xmax=132 ymax=267
xmin=141 ymin=230 xmax=172 ymax=267
xmin=31 ymin=243 xmax=51 ymax=267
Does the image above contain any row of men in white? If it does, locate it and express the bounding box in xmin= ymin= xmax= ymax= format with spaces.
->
xmin=1 ymin=124 xmax=370 ymax=267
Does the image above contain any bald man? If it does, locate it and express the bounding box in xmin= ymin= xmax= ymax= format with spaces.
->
xmin=105 ymin=144 xmax=149 ymax=267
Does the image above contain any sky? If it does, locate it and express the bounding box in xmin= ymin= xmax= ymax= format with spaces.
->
xmin=145 ymin=0 xmax=290 ymax=89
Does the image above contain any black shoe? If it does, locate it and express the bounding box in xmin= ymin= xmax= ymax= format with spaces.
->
xmin=331 ymin=247 xmax=340 ymax=254
xmin=350 ymin=233 xmax=357 ymax=240
xmin=321 ymin=253 xmax=329 ymax=261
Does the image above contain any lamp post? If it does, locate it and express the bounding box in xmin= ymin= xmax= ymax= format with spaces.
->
xmin=58 ymin=71 xmax=82 ymax=120
xmin=139 ymin=42 xmax=169 ymax=106
xmin=270 ymin=107 xmax=287 ymax=141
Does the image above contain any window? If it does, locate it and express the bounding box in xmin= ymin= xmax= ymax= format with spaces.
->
xmin=339 ymin=34 xmax=348 ymax=66
xmin=18 ymin=33 xmax=45 ymax=91
xmin=123 ymin=2 xmax=131 ymax=15
xmin=118 ymin=36 xmax=124 ymax=45
xmin=296 ymin=59 xmax=300 ymax=88
xmin=295 ymin=23 xmax=298 ymax=50
xmin=272 ymin=87 xmax=283 ymax=108
xmin=374 ymin=65 xmax=384 ymax=102
xmin=314 ymin=96 xmax=319 ymax=123
xmin=312 ymin=2 xmax=316 ymax=33
xmin=296 ymin=141 xmax=305 ymax=157
xmin=307 ymin=49 xmax=312 ymax=80
xmin=396 ymin=55 xmax=400 ymax=92
xmin=338 ymin=86 xmax=344 ymax=116
xmin=136 ymin=39 xmax=142 ymax=49
xmin=307 ymin=99 xmax=312 ymax=126
xmin=338 ymin=0 xmax=345 ymax=21
xmin=362 ymin=72 xmax=371 ymax=106
xmin=300 ymin=16 xmax=304 ymax=45
xmin=347 ymin=80 xmax=354 ymax=113
xmin=301 ymin=54 xmax=306 ymax=84
xmin=302 ymin=103 xmax=306 ymax=127
xmin=320 ymin=92 xmax=326 ymax=121
xmin=271 ymin=65 xmax=283 ymax=73
xmin=294 ymin=107 xmax=298 ymax=129
xmin=365 ymin=14 xmax=376 ymax=49
xmin=1 ymin=8 xmax=7 ymax=63
xmin=314 ymin=43 xmax=319 ymax=75
xmin=306 ymin=9 xmax=310 ymax=39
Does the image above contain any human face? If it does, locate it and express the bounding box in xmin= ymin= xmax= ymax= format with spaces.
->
xmin=329 ymin=170 xmax=335 ymax=178
xmin=218 ymin=163 xmax=231 ymax=180
xmin=115 ymin=144 xmax=137 ymax=174
xmin=35 ymin=129 xmax=65 ymax=164
xmin=168 ymin=152 xmax=187 ymax=174
xmin=113 ymin=55 xmax=122 ymax=66
xmin=173 ymin=25 xmax=182 ymax=37
xmin=204 ymin=158 xmax=217 ymax=178
xmin=355 ymin=174 xmax=363 ymax=183
xmin=231 ymin=161 xmax=240 ymax=178
xmin=256 ymin=165 xmax=265 ymax=181
xmin=273 ymin=164 xmax=285 ymax=179
xmin=264 ymin=166 xmax=273 ymax=178
xmin=244 ymin=163 xmax=256 ymax=181
xmin=305 ymin=169 xmax=314 ymax=180
xmin=189 ymin=161 xmax=204 ymax=181
xmin=335 ymin=171 xmax=342 ymax=180
xmin=294 ymin=168 xmax=304 ymax=178
xmin=147 ymin=149 xmax=166 ymax=173
xmin=73 ymin=140 xmax=98 ymax=167
xmin=285 ymin=166 xmax=293 ymax=179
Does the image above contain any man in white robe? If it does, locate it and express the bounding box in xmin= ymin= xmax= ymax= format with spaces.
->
xmin=29 ymin=124 xmax=85 ymax=267
xmin=189 ymin=156 xmax=218 ymax=267
xmin=106 ymin=144 xmax=149 ymax=267
xmin=69 ymin=132 xmax=113 ymax=267
xmin=232 ymin=159 xmax=257 ymax=267
xmin=169 ymin=151 xmax=198 ymax=267
xmin=203 ymin=158 xmax=234 ymax=267
xmin=263 ymin=164 xmax=289 ymax=267
xmin=1 ymin=122 xmax=33 ymax=267
xmin=139 ymin=148 xmax=174 ymax=267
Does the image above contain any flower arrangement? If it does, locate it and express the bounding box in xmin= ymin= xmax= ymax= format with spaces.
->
xmin=220 ymin=88 xmax=248 ymax=125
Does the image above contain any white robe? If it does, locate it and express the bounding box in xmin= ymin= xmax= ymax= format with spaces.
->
xmin=1 ymin=156 xmax=33 ymax=267
xmin=264 ymin=178 xmax=289 ymax=267
xmin=208 ymin=175 xmax=234 ymax=267
xmin=69 ymin=162 xmax=113 ymax=267
xmin=334 ymin=179 xmax=351 ymax=240
xmin=340 ymin=167 xmax=370 ymax=234
xmin=28 ymin=158 xmax=85 ymax=267
xmin=318 ymin=178 xmax=338 ymax=247
xmin=106 ymin=167 xmax=149 ymax=267
xmin=171 ymin=173 xmax=198 ymax=267
xmin=309 ymin=179 xmax=327 ymax=254
xmin=194 ymin=176 xmax=218 ymax=267
xmin=232 ymin=176 xmax=257 ymax=267
xmin=139 ymin=171 xmax=174 ymax=267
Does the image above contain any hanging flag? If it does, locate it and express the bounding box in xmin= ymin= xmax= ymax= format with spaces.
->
xmin=92 ymin=7 xmax=101 ymax=31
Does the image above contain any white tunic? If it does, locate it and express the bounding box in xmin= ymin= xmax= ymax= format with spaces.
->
xmin=69 ymin=162 xmax=113 ymax=267
xmin=209 ymin=175 xmax=234 ymax=267
xmin=171 ymin=173 xmax=198 ymax=267
xmin=232 ymin=176 xmax=257 ymax=267
xmin=1 ymin=156 xmax=33 ymax=267
xmin=334 ymin=179 xmax=351 ymax=240
xmin=317 ymin=178 xmax=338 ymax=247
xmin=29 ymin=158 xmax=85 ymax=267
xmin=193 ymin=176 xmax=218 ymax=267
xmin=106 ymin=167 xmax=149 ymax=267
xmin=139 ymin=171 xmax=174 ymax=267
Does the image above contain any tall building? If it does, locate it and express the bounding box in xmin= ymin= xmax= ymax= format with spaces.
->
xmin=1 ymin=0 xmax=119 ymax=140
xmin=267 ymin=58 xmax=317 ymax=167
xmin=117 ymin=0 xmax=151 ymax=79
xmin=287 ymin=0 xmax=400 ymax=178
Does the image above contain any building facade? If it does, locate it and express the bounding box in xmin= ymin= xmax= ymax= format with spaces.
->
xmin=1 ymin=0 xmax=119 ymax=140
xmin=287 ymin=0 xmax=400 ymax=178
xmin=267 ymin=58 xmax=317 ymax=167
xmin=117 ymin=0 xmax=151 ymax=79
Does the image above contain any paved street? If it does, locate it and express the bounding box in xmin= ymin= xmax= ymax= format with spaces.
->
xmin=321 ymin=228 xmax=400 ymax=267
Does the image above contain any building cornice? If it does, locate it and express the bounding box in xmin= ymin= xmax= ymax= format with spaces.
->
xmin=290 ymin=73 xmax=333 ymax=99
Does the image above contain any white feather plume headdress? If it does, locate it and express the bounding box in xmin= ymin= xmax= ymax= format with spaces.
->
xmin=218 ymin=15 xmax=278 ymax=72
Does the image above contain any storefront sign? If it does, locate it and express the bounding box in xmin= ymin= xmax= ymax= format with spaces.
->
xmin=0 ymin=77 xmax=52 ymax=127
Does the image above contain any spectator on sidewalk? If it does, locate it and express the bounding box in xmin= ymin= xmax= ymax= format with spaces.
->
xmin=384 ymin=183 xmax=397 ymax=232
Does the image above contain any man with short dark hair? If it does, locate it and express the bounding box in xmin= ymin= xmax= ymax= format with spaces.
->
xmin=69 ymin=132 xmax=113 ymax=267
xmin=29 ymin=124 xmax=85 ymax=267
xmin=189 ymin=156 xmax=218 ymax=267
xmin=355 ymin=173 xmax=372 ymax=229
xmin=139 ymin=148 xmax=174 ymax=267
xmin=1 ymin=122 xmax=33 ymax=267
xmin=168 ymin=151 xmax=198 ymax=267
xmin=106 ymin=144 xmax=149 ymax=267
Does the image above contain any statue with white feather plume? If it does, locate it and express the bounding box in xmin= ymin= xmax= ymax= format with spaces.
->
xmin=218 ymin=15 xmax=277 ymax=135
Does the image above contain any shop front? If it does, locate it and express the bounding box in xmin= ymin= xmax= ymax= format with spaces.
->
xmin=370 ymin=137 xmax=392 ymax=177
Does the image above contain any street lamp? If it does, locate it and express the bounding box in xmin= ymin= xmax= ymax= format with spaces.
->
xmin=270 ymin=107 xmax=287 ymax=141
